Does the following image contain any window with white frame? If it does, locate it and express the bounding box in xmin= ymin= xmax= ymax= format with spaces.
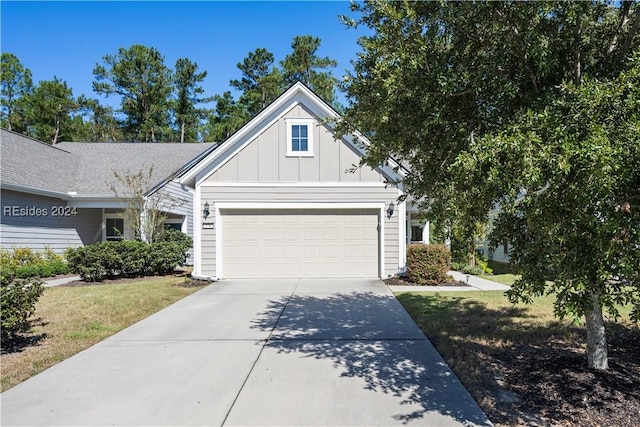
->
xmin=105 ymin=217 xmax=124 ymax=241
xmin=286 ymin=119 xmax=314 ymax=157
xmin=163 ymin=218 xmax=185 ymax=233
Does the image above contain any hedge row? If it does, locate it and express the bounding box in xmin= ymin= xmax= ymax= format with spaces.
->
xmin=406 ymin=244 xmax=451 ymax=286
xmin=65 ymin=229 xmax=192 ymax=282
xmin=0 ymin=246 xmax=69 ymax=279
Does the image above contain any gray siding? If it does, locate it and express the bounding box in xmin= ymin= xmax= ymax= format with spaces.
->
xmin=150 ymin=181 xmax=194 ymax=264
xmin=198 ymin=186 xmax=401 ymax=278
xmin=0 ymin=189 xmax=102 ymax=253
xmin=208 ymin=105 xmax=383 ymax=184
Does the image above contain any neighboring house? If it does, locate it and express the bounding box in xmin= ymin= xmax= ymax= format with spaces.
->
xmin=178 ymin=82 xmax=412 ymax=280
xmin=0 ymin=129 xmax=215 ymax=263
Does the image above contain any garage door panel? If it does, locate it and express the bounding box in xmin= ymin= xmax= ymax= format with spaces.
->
xmin=221 ymin=209 xmax=379 ymax=278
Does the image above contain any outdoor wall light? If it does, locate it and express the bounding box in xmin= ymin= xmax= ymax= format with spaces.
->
xmin=203 ymin=201 xmax=210 ymax=219
xmin=387 ymin=201 xmax=395 ymax=219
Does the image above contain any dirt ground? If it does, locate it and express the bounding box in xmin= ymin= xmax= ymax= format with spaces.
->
xmin=486 ymin=324 xmax=640 ymax=426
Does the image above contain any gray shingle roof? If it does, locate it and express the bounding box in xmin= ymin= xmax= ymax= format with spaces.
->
xmin=1 ymin=129 xmax=216 ymax=197
xmin=1 ymin=130 xmax=75 ymax=194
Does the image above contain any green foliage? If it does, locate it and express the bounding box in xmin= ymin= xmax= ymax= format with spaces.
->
xmin=406 ymin=244 xmax=451 ymax=286
xmin=476 ymin=259 xmax=493 ymax=275
xmin=65 ymin=237 xmax=191 ymax=282
xmin=155 ymin=227 xmax=193 ymax=253
xmin=1 ymin=52 xmax=33 ymax=132
xmin=173 ymin=58 xmax=211 ymax=142
xmin=21 ymin=77 xmax=81 ymax=144
xmin=281 ymin=35 xmax=337 ymax=104
xmin=93 ymin=44 xmax=173 ymax=142
xmin=206 ymin=35 xmax=340 ymax=142
xmin=464 ymin=60 xmax=640 ymax=325
xmin=231 ymin=48 xmax=283 ymax=117
xmin=0 ymin=271 xmax=44 ymax=340
xmin=76 ymin=96 xmax=123 ymax=142
xmin=341 ymin=0 xmax=639 ymax=368
xmin=339 ymin=0 xmax=639 ymax=282
xmin=204 ymin=91 xmax=248 ymax=142
xmin=65 ymin=244 xmax=107 ymax=282
xmin=451 ymin=260 xmax=490 ymax=276
xmin=0 ymin=246 xmax=68 ymax=279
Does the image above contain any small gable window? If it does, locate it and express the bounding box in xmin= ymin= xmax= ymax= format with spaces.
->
xmin=291 ymin=125 xmax=308 ymax=152
xmin=286 ymin=119 xmax=314 ymax=157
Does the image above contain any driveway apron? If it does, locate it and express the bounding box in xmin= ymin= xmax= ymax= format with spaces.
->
xmin=1 ymin=279 xmax=491 ymax=426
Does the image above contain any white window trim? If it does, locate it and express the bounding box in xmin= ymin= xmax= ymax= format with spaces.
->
xmin=103 ymin=212 xmax=125 ymax=241
xmin=285 ymin=118 xmax=314 ymax=157
xmin=163 ymin=218 xmax=186 ymax=234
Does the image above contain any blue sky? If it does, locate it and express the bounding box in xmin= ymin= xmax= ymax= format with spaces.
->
xmin=1 ymin=1 xmax=367 ymax=107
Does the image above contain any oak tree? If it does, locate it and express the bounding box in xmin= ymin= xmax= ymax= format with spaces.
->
xmin=340 ymin=0 xmax=639 ymax=369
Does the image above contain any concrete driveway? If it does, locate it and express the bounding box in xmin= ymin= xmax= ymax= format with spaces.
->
xmin=1 ymin=279 xmax=491 ymax=426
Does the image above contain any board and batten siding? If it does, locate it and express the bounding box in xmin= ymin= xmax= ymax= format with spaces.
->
xmin=0 ymin=189 xmax=102 ymax=253
xmin=198 ymin=186 xmax=401 ymax=278
xmin=207 ymin=104 xmax=383 ymax=184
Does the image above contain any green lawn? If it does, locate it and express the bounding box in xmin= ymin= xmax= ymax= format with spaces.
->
xmin=1 ymin=276 xmax=206 ymax=392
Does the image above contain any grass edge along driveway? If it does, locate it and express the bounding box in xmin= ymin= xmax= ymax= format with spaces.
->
xmin=1 ymin=276 xmax=205 ymax=392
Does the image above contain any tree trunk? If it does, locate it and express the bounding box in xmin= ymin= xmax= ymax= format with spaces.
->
xmin=468 ymin=242 xmax=476 ymax=267
xmin=53 ymin=118 xmax=61 ymax=145
xmin=180 ymin=121 xmax=185 ymax=143
xmin=585 ymin=289 xmax=608 ymax=370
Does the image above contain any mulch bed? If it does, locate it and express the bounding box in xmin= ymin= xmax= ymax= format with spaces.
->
xmin=476 ymin=325 xmax=640 ymax=426
xmin=384 ymin=275 xmax=471 ymax=287
xmin=54 ymin=271 xmax=203 ymax=288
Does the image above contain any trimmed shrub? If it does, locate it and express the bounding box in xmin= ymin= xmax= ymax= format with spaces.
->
xmin=66 ymin=234 xmax=192 ymax=282
xmin=65 ymin=244 xmax=108 ymax=282
xmin=146 ymin=242 xmax=185 ymax=275
xmin=119 ymin=240 xmax=148 ymax=277
xmin=406 ymin=244 xmax=451 ymax=286
xmin=1 ymin=272 xmax=44 ymax=340
xmin=155 ymin=228 xmax=192 ymax=252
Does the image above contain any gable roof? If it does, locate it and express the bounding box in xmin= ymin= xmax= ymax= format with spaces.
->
xmin=0 ymin=129 xmax=216 ymax=198
xmin=178 ymin=82 xmax=407 ymax=186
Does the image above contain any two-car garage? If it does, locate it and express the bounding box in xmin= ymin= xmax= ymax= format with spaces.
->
xmin=220 ymin=209 xmax=380 ymax=278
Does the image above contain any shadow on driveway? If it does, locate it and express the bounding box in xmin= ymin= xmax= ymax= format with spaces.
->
xmin=241 ymin=290 xmax=491 ymax=426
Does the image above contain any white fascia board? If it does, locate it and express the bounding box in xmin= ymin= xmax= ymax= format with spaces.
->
xmin=200 ymin=182 xmax=388 ymax=188
xmin=180 ymin=84 xmax=309 ymax=185
xmin=179 ymin=82 xmax=405 ymax=187
xmin=194 ymin=101 xmax=299 ymax=186
xmin=398 ymin=194 xmax=407 ymax=270
xmin=214 ymin=201 xmax=385 ymax=210
xmin=1 ymin=183 xmax=70 ymax=200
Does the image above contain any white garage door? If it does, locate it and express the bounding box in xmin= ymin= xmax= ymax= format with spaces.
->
xmin=221 ymin=209 xmax=379 ymax=278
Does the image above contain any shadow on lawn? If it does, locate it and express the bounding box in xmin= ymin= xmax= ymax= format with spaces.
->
xmin=251 ymin=291 xmax=492 ymax=426
xmin=395 ymin=293 xmax=640 ymax=426
xmin=0 ymin=317 xmax=47 ymax=355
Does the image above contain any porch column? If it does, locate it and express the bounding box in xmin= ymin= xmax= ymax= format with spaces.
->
xmin=422 ymin=221 xmax=430 ymax=244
